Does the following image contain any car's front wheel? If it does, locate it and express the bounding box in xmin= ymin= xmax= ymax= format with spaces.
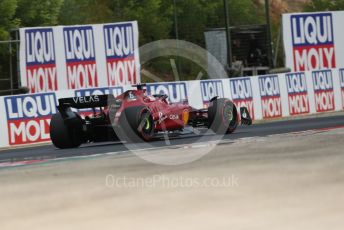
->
xmin=208 ymin=98 xmax=239 ymax=134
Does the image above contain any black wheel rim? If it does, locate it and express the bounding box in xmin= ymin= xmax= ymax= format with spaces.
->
xmin=223 ymin=103 xmax=234 ymax=125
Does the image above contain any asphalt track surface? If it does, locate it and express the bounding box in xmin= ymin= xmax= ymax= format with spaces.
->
xmin=1 ymin=114 xmax=343 ymax=163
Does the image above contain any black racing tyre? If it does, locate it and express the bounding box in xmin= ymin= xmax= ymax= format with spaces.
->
xmin=120 ymin=106 xmax=154 ymax=142
xmin=208 ymin=98 xmax=239 ymax=134
xmin=50 ymin=112 xmax=82 ymax=149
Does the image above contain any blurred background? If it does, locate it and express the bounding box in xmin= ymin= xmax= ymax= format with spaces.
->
xmin=0 ymin=0 xmax=343 ymax=93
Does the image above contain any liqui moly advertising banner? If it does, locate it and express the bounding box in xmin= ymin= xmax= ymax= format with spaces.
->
xmin=20 ymin=21 xmax=140 ymax=93
xmin=230 ymin=78 xmax=255 ymax=120
xmin=22 ymin=28 xmax=58 ymax=93
xmin=282 ymin=11 xmax=344 ymax=72
xmin=340 ymin=69 xmax=344 ymax=109
xmin=63 ymin=26 xmax=98 ymax=89
xmin=1 ymin=68 xmax=344 ymax=149
xmin=285 ymin=72 xmax=310 ymax=115
xmin=74 ymin=86 xmax=124 ymax=98
xmin=4 ymin=93 xmax=57 ymax=145
xmin=104 ymin=23 xmax=140 ymax=86
xmin=200 ymin=80 xmax=224 ymax=108
xmin=312 ymin=70 xmax=335 ymax=112
xmin=258 ymin=75 xmax=282 ymax=119
xmin=146 ymin=82 xmax=188 ymax=103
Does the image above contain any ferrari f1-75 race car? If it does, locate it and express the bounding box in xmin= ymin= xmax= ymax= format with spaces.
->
xmin=50 ymin=84 xmax=252 ymax=149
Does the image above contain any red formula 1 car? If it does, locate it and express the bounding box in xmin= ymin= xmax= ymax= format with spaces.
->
xmin=50 ymin=84 xmax=252 ymax=149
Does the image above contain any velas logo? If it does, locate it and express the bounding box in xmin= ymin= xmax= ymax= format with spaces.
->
xmin=25 ymin=28 xmax=57 ymax=93
xmin=339 ymin=69 xmax=344 ymax=109
xmin=286 ymin=72 xmax=310 ymax=115
xmin=146 ymin=83 xmax=188 ymax=103
xmin=200 ymin=80 xmax=224 ymax=108
xmin=4 ymin=93 xmax=57 ymax=145
xmin=291 ymin=13 xmax=335 ymax=71
xmin=312 ymin=70 xmax=334 ymax=112
xmin=230 ymin=78 xmax=255 ymax=120
xmin=74 ymin=86 xmax=124 ymax=115
xmin=75 ymin=86 xmax=124 ymax=97
xmin=104 ymin=23 xmax=137 ymax=86
xmin=259 ymin=75 xmax=282 ymax=118
xmin=64 ymin=26 xmax=98 ymax=89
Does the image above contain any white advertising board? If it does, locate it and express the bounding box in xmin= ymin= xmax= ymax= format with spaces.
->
xmin=0 ymin=68 xmax=343 ymax=148
xmin=19 ymin=21 xmax=140 ymax=93
xmin=282 ymin=11 xmax=344 ymax=72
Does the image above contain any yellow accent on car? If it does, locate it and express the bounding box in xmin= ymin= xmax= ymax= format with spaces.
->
xmin=182 ymin=109 xmax=189 ymax=125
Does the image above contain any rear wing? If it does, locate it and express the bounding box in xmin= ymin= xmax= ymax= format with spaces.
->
xmin=58 ymin=94 xmax=116 ymax=110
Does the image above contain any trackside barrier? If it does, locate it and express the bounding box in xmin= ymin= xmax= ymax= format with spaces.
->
xmin=0 ymin=68 xmax=343 ymax=148
xmin=283 ymin=11 xmax=344 ymax=72
xmin=19 ymin=21 xmax=140 ymax=94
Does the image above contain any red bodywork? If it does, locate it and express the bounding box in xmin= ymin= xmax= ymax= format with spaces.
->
xmin=110 ymin=89 xmax=192 ymax=131
xmin=53 ymin=85 xmax=251 ymax=147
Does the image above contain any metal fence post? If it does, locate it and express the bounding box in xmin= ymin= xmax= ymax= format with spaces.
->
xmin=224 ymin=0 xmax=232 ymax=73
xmin=265 ymin=0 xmax=274 ymax=68
xmin=9 ymin=36 xmax=13 ymax=94
xmin=15 ymin=29 xmax=20 ymax=88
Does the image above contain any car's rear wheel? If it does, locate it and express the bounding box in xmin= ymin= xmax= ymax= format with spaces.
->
xmin=208 ymin=98 xmax=238 ymax=134
xmin=120 ymin=106 xmax=154 ymax=142
xmin=50 ymin=112 xmax=83 ymax=149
